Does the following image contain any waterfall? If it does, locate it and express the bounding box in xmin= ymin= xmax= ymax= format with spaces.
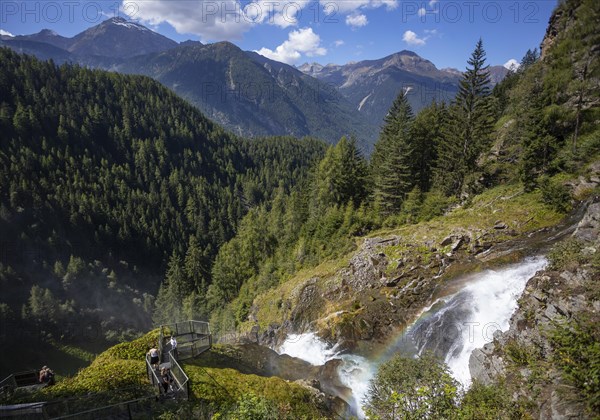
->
xmin=410 ymin=255 xmax=547 ymax=385
xmin=277 ymin=256 xmax=547 ymax=417
xmin=277 ymin=333 xmax=375 ymax=417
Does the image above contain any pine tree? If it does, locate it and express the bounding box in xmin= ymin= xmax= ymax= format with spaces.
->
xmin=518 ymin=64 xmax=560 ymax=190
xmin=411 ymin=101 xmax=447 ymax=192
xmin=371 ymin=90 xmax=414 ymax=214
xmin=334 ymin=136 xmax=368 ymax=206
xmin=435 ymin=39 xmax=493 ymax=196
xmin=184 ymin=235 xmax=208 ymax=293
xmin=520 ymin=48 xmax=539 ymax=70
xmin=153 ymin=253 xmax=188 ymax=325
xmin=312 ymin=136 xmax=368 ymax=210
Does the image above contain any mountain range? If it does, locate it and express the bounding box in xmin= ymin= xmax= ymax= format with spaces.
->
xmin=1 ymin=17 xmax=509 ymax=150
xmin=298 ymin=52 xmax=462 ymax=129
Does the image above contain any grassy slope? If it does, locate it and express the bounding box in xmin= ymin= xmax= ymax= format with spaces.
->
xmin=4 ymin=329 xmax=328 ymax=418
xmin=184 ymin=360 xmax=325 ymax=418
xmin=244 ymin=183 xmax=565 ymax=333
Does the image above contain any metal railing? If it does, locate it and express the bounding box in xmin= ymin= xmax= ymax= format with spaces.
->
xmin=51 ymin=396 xmax=156 ymax=419
xmin=159 ymin=320 xmax=210 ymax=339
xmin=159 ymin=320 xmax=212 ymax=362
xmin=146 ymin=349 xmax=189 ymax=400
xmin=0 ymin=373 xmax=17 ymax=396
xmin=146 ymin=354 xmax=163 ymax=394
xmin=167 ymin=350 xmax=189 ymax=400
xmin=143 ymin=320 xmax=213 ymax=401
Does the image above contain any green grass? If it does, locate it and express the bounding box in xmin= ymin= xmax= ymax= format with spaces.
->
xmin=3 ymin=330 xmax=158 ymax=409
xmin=183 ymin=363 xmax=325 ymax=419
xmin=47 ymin=338 xmax=97 ymax=363
xmin=375 ymin=184 xmax=563 ymax=243
xmin=3 ymin=329 xmax=330 ymax=418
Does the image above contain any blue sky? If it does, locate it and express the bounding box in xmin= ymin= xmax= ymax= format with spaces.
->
xmin=1 ymin=1 xmax=557 ymax=69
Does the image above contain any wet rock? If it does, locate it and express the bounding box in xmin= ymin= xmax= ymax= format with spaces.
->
xmin=469 ymin=345 xmax=505 ymax=386
xmin=317 ymin=359 xmax=353 ymax=403
xmin=573 ymin=202 xmax=600 ymax=243
xmin=259 ymin=323 xmax=282 ymax=347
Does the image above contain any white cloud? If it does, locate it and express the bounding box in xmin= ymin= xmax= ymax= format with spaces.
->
xmin=255 ymin=27 xmax=327 ymax=65
xmin=123 ymin=0 xmax=253 ymax=41
xmin=402 ymin=30 xmax=426 ymax=46
xmin=334 ymin=39 xmax=345 ymax=47
xmin=0 ymin=29 xmax=14 ymax=37
xmin=504 ymin=58 xmax=520 ymax=71
xmin=253 ymin=0 xmax=311 ymax=28
xmin=346 ymin=13 xmax=368 ymax=28
xmin=373 ymin=0 xmax=398 ymax=10
xmin=320 ymin=0 xmax=397 ymax=15
xmin=123 ymin=0 xmax=397 ymax=40
xmin=418 ymin=2 xmax=440 ymax=17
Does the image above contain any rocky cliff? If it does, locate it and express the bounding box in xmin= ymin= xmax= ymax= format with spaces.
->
xmin=470 ymin=198 xmax=600 ymax=419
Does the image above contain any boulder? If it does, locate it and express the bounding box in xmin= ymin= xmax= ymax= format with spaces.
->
xmin=494 ymin=221 xmax=508 ymax=230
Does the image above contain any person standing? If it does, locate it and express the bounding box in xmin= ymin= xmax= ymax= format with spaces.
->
xmin=147 ymin=346 xmax=160 ymax=369
xmin=169 ymin=336 xmax=178 ymax=359
xmin=160 ymin=367 xmax=173 ymax=394
xmin=39 ymin=366 xmax=48 ymax=383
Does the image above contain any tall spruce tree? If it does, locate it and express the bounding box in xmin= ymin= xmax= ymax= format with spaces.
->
xmin=411 ymin=101 xmax=447 ymax=192
xmin=520 ymin=48 xmax=539 ymax=70
xmin=312 ymin=136 xmax=368 ymax=210
xmin=371 ymin=90 xmax=414 ymax=214
xmin=153 ymin=253 xmax=188 ymax=325
xmin=517 ymin=64 xmax=561 ymax=190
xmin=436 ymin=39 xmax=493 ymax=196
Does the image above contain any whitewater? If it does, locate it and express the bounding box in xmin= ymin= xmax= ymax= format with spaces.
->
xmin=276 ymin=256 xmax=547 ymax=417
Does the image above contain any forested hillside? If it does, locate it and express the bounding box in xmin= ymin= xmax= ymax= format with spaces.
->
xmin=0 ymin=48 xmax=325 ymax=374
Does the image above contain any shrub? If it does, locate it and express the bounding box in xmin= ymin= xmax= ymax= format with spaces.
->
xmin=219 ymin=393 xmax=278 ymax=420
xmin=419 ymin=192 xmax=455 ymax=222
xmin=550 ymin=315 xmax=600 ymax=415
xmin=364 ymin=352 xmax=459 ymax=419
xmin=539 ymin=176 xmax=572 ymax=213
xmin=547 ymin=238 xmax=585 ymax=271
xmin=457 ymin=380 xmax=525 ymax=419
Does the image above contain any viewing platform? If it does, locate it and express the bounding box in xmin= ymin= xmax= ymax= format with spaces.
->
xmin=145 ymin=320 xmax=212 ymax=401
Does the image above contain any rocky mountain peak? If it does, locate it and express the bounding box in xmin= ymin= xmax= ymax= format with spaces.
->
xmin=67 ymin=16 xmax=177 ymax=58
xmin=102 ymin=17 xmax=149 ymax=31
xmin=382 ymin=50 xmax=437 ymax=73
xmin=38 ymin=29 xmax=60 ymax=36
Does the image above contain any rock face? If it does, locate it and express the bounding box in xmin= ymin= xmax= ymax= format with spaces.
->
xmin=469 ymin=199 xmax=600 ymax=419
xmin=540 ymin=4 xmax=566 ymax=60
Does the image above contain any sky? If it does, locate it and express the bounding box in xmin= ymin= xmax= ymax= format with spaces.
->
xmin=0 ymin=0 xmax=558 ymax=69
